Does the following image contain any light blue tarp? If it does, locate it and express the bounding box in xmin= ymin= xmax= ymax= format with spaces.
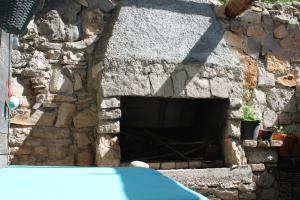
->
xmin=0 ymin=166 xmax=208 ymax=200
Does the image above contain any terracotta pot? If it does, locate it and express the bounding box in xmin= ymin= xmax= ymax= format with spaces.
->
xmin=272 ymin=133 xmax=297 ymax=157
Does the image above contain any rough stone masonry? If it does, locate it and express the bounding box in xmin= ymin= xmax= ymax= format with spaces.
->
xmin=6 ymin=0 xmax=300 ymax=199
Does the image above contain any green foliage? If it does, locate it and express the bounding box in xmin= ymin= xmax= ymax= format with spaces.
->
xmin=271 ymin=125 xmax=300 ymax=138
xmin=242 ymin=106 xmax=260 ymax=121
xmin=219 ymin=0 xmax=295 ymax=4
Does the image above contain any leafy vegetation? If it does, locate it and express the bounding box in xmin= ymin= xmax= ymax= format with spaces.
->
xmin=219 ymin=0 xmax=296 ymax=4
xmin=242 ymin=106 xmax=260 ymax=121
xmin=272 ymin=125 xmax=300 ymax=138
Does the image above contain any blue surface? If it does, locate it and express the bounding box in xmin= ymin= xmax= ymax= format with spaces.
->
xmin=0 ymin=166 xmax=208 ymax=200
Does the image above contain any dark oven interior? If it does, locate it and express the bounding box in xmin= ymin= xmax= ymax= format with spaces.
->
xmin=118 ymin=96 xmax=229 ymax=167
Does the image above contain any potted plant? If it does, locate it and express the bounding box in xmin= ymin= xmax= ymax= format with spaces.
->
xmin=272 ymin=125 xmax=299 ymax=157
xmin=0 ymin=0 xmax=40 ymax=34
xmin=241 ymin=106 xmax=261 ymax=140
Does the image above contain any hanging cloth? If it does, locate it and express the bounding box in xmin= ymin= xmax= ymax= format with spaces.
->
xmin=0 ymin=0 xmax=39 ymax=34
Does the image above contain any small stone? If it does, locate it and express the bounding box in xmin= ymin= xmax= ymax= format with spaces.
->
xmin=82 ymin=9 xmax=104 ymax=36
xmin=210 ymin=77 xmax=231 ymax=98
xmin=257 ymin=171 xmax=275 ymax=188
xmin=77 ymin=150 xmax=93 ymax=166
xmin=239 ymin=10 xmax=261 ymax=23
xmin=253 ymin=89 xmax=267 ymax=105
xmin=99 ymin=109 xmax=121 ymax=120
xmin=276 ymin=74 xmax=297 ymax=87
xmin=99 ymin=97 xmax=120 ymax=108
xmin=148 ymin=163 xmax=161 ymax=169
xmin=175 ymin=162 xmax=189 ymax=169
xmin=36 ymin=10 xmax=66 ymax=41
xmin=96 ymin=135 xmax=120 ymax=166
xmin=225 ymin=120 xmax=241 ymax=138
xmin=55 ymin=103 xmax=76 ymax=128
xmin=258 ymin=67 xmax=275 ymax=88
xmin=74 ymin=133 xmax=92 ymax=148
xmin=161 ymin=162 xmax=176 ymax=169
xmin=97 ymin=120 xmax=120 ymax=134
xmin=271 ymin=140 xmax=283 ymax=147
xmin=263 ymin=109 xmax=278 ymax=128
xmin=266 ymin=53 xmax=289 ymax=75
xmin=73 ymin=108 xmax=97 ymax=128
xmin=244 ymin=57 xmax=258 ymax=89
xmin=229 ymin=98 xmax=242 ymax=109
xmin=214 ymin=5 xmax=226 ymax=18
xmin=186 ymin=78 xmax=211 ymax=98
xmin=246 ymin=148 xmax=278 ymax=163
xmin=250 ymin=163 xmax=265 ymax=172
xmin=238 ymin=183 xmax=256 ymax=192
xmin=130 ymin=161 xmax=149 ymax=168
xmin=50 ymin=68 xmax=74 ymax=95
xmin=224 ymin=139 xmax=247 ymax=166
xmin=262 ymin=10 xmax=273 ymax=26
xmin=36 ymin=113 xmax=56 ymax=127
xmin=65 ymin=24 xmax=81 ymax=42
xmin=46 ymin=50 xmax=61 ymax=60
xmin=189 ymin=161 xmax=202 ymax=169
xmin=273 ymin=25 xmax=288 ymax=39
xmin=73 ymin=73 xmax=83 ymax=91
xmin=239 ymin=192 xmax=256 ymax=199
xmin=243 ymin=140 xmax=257 ymax=148
xmin=224 ymin=31 xmax=244 ymax=49
xmin=247 ymin=25 xmax=266 ymax=38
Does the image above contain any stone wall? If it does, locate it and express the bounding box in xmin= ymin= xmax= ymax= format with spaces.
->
xmin=8 ymin=0 xmax=118 ymax=166
xmin=0 ymin=30 xmax=10 ymax=167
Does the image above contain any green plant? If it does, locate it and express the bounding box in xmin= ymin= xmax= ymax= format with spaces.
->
xmin=271 ymin=125 xmax=300 ymax=138
xmin=242 ymin=106 xmax=260 ymax=121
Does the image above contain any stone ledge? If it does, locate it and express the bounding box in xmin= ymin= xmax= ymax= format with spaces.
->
xmin=243 ymin=140 xmax=283 ymax=148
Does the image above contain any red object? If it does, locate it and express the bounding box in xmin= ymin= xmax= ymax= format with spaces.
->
xmin=272 ymin=133 xmax=297 ymax=156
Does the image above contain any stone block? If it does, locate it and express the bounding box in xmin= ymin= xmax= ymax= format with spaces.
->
xmin=186 ymin=78 xmax=211 ymax=98
xmin=229 ymin=98 xmax=242 ymax=109
xmin=148 ymin=162 xmax=160 ymax=169
xmin=189 ymin=161 xmax=202 ymax=169
xmin=267 ymin=88 xmax=295 ymax=112
xmin=215 ymin=189 xmax=238 ymax=200
xmin=77 ymin=150 xmax=93 ymax=166
xmin=95 ymin=135 xmax=120 ymax=166
xmin=256 ymin=171 xmax=275 ymax=188
xmin=225 ymin=120 xmax=241 ymax=139
xmin=224 ymin=139 xmax=247 ymax=166
xmin=238 ymin=9 xmax=261 ymax=23
xmin=210 ymin=77 xmax=231 ymax=98
xmin=55 ymin=103 xmax=76 ymax=128
xmin=238 ymin=183 xmax=256 ymax=192
xmin=73 ymin=108 xmax=98 ymax=128
xmin=243 ymin=140 xmax=257 ymax=148
xmin=250 ymin=163 xmax=265 ymax=172
xmin=224 ymin=31 xmax=244 ymax=49
xmin=258 ymin=67 xmax=275 ymax=88
xmin=99 ymin=109 xmax=121 ymax=120
xmin=97 ymin=120 xmax=120 ymax=134
xmin=239 ymin=192 xmax=256 ymax=199
xmin=244 ymin=57 xmax=258 ymax=89
xmin=73 ymin=133 xmax=92 ymax=148
xmin=32 ymin=127 xmax=70 ymax=139
xmin=263 ymin=109 xmax=278 ymax=128
xmin=175 ymin=162 xmax=189 ymax=169
xmin=266 ymin=53 xmax=289 ymax=75
xmin=161 ymin=162 xmax=176 ymax=169
xmin=99 ymin=97 xmax=120 ymax=109
xmin=0 ymin=155 xmax=8 ymax=168
xmin=246 ymin=148 xmax=278 ymax=163
xmin=0 ymin=134 xmax=8 ymax=154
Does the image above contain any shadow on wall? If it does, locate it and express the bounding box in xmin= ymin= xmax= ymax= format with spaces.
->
xmin=9 ymin=125 xmax=95 ymax=166
xmin=113 ymin=167 xmax=208 ymax=200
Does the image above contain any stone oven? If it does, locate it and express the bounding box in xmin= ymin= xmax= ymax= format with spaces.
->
xmin=93 ymin=0 xmax=246 ymax=168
